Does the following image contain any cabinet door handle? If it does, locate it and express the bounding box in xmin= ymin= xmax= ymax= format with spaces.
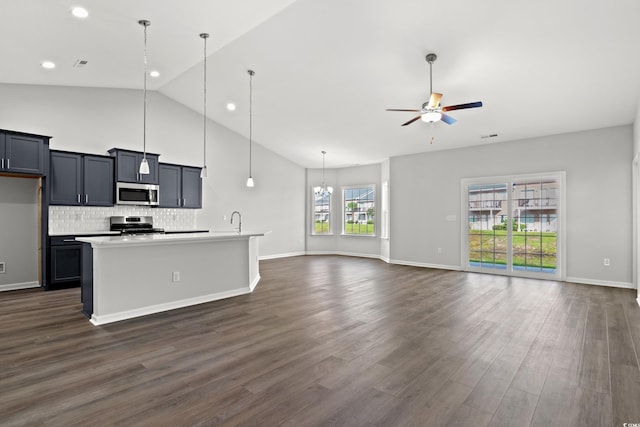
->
xmin=6 ymin=158 xmax=9 ymax=169
xmin=182 ymin=198 xmax=186 ymax=207
xmin=77 ymin=194 xmax=81 ymax=203
xmin=85 ymin=194 xmax=89 ymax=204
xmin=1 ymin=158 xmax=3 ymax=169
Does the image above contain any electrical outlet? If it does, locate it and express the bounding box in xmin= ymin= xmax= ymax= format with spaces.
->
xmin=603 ymin=258 xmax=610 ymax=267
xmin=172 ymin=271 xmax=180 ymax=282
xmin=0 ymin=262 xmax=5 ymax=274
xmin=437 ymin=248 xmax=443 ymax=254
xmin=223 ymin=215 xmax=227 ymax=221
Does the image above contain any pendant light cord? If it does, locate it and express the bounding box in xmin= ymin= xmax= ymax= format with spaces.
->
xmin=201 ymin=33 xmax=209 ymax=168
xmin=140 ymin=20 xmax=149 ymax=161
xmin=248 ymin=70 xmax=255 ymax=177
xmin=321 ymin=150 xmax=326 ymax=192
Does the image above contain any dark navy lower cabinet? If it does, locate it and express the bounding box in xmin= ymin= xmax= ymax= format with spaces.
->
xmin=48 ymin=236 xmax=82 ymax=289
xmin=81 ymin=243 xmax=93 ymax=318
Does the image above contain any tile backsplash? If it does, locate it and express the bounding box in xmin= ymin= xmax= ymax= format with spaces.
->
xmin=49 ymin=205 xmax=196 ymax=234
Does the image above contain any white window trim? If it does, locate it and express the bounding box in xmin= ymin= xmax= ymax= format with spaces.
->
xmin=342 ymin=184 xmax=377 ymax=237
xmin=460 ymin=171 xmax=566 ymax=281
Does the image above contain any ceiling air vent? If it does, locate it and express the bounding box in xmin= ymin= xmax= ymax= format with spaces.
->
xmin=73 ymin=59 xmax=88 ymax=68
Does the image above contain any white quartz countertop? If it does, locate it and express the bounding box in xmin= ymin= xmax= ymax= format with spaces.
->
xmin=75 ymin=231 xmax=268 ymax=247
xmin=49 ymin=231 xmax=122 ymax=236
xmin=50 ymin=229 xmax=209 ymax=237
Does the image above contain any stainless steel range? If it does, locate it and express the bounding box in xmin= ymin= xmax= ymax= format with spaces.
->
xmin=110 ymin=216 xmax=165 ymax=235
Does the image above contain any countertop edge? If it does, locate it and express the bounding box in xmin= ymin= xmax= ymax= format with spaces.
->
xmin=76 ymin=231 xmax=269 ymax=248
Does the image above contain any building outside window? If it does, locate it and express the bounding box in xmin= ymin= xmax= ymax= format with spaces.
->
xmin=343 ymin=185 xmax=375 ymax=236
xmin=312 ymin=190 xmax=331 ymax=235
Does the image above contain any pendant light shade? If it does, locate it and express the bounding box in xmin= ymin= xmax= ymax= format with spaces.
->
xmin=200 ymin=32 xmax=209 ymax=179
xmin=246 ymin=69 xmax=255 ymax=187
xmin=138 ymin=19 xmax=151 ymax=175
xmin=314 ymin=150 xmax=333 ymax=197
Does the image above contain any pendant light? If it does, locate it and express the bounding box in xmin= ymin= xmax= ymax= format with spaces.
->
xmin=138 ymin=19 xmax=151 ymax=175
xmin=314 ymin=151 xmax=333 ymax=197
xmin=200 ymin=33 xmax=209 ymax=178
xmin=246 ymin=69 xmax=255 ymax=187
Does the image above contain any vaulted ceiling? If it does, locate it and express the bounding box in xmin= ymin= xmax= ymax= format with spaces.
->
xmin=3 ymin=0 xmax=640 ymax=168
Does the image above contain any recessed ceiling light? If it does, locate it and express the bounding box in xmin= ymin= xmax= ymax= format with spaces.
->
xmin=226 ymin=103 xmax=236 ymax=111
xmin=71 ymin=7 xmax=89 ymax=18
xmin=149 ymin=70 xmax=160 ymax=78
xmin=41 ymin=61 xmax=56 ymax=69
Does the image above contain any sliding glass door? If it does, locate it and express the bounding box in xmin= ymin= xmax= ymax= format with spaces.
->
xmin=463 ymin=173 xmax=564 ymax=279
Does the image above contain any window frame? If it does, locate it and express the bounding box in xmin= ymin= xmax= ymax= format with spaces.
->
xmin=311 ymin=186 xmax=333 ymax=236
xmin=342 ymin=184 xmax=376 ymax=237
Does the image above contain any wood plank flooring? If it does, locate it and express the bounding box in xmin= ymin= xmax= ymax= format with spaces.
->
xmin=1 ymin=255 xmax=640 ymax=426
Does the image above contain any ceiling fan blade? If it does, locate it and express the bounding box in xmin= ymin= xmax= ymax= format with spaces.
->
xmin=428 ymin=92 xmax=443 ymax=109
xmin=386 ymin=108 xmax=420 ymax=112
xmin=401 ymin=116 xmax=422 ymax=126
xmin=440 ymin=113 xmax=457 ymax=125
xmin=441 ymin=101 xmax=483 ymax=112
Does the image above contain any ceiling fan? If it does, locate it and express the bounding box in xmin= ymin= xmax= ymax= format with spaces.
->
xmin=387 ymin=53 xmax=482 ymax=126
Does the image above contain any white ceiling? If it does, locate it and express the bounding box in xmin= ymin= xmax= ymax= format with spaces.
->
xmin=2 ymin=0 xmax=640 ymax=168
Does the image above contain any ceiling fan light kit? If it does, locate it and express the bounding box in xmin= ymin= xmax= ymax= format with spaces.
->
xmin=386 ymin=52 xmax=483 ymax=129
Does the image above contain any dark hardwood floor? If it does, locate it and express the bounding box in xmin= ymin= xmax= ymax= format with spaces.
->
xmin=2 ymin=255 xmax=640 ymax=426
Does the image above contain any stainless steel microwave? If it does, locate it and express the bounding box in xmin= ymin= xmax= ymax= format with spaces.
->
xmin=116 ymin=182 xmax=159 ymax=206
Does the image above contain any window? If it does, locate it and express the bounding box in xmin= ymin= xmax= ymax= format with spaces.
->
xmin=312 ymin=189 xmax=331 ymax=235
xmin=463 ymin=172 xmax=564 ymax=280
xmin=343 ymin=185 xmax=375 ymax=235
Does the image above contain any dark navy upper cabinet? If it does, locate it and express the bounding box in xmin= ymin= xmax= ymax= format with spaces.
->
xmin=0 ymin=131 xmax=47 ymax=175
xmin=108 ymin=148 xmax=159 ymax=185
xmin=50 ymin=151 xmax=114 ymax=206
xmin=83 ymin=156 xmax=114 ymax=205
xmin=181 ymin=166 xmax=202 ymax=208
xmin=159 ymin=163 xmax=202 ymax=208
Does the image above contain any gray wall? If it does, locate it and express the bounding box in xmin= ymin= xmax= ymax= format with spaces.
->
xmin=0 ymin=83 xmax=306 ymax=258
xmin=391 ymin=125 xmax=633 ymax=286
xmin=0 ymin=176 xmax=39 ymax=289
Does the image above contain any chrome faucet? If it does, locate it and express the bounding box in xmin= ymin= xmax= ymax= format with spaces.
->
xmin=230 ymin=211 xmax=242 ymax=234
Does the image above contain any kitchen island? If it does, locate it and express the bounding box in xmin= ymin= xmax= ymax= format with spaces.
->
xmin=76 ymin=231 xmax=266 ymax=325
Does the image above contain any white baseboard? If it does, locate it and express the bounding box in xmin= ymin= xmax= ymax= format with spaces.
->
xmin=389 ymin=259 xmax=462 ymax=271
xmin=249 ymin=274 xmax=261 ymax=292
xmin=564 ymin=276 xmax=635 ymax=289
xmin=260 ymin=251 xmax=306 ymax=260
xmin=90 ymin=287 xmax=251 ymax=326
xmin=0 ymin=281 xmax=40 ymax=292
xmin=305 ymin=250 xmax=382 ymax=260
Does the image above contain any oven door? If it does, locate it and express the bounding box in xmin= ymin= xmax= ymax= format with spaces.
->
xmin=116 ymin=182 xmax=159 ymax=206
